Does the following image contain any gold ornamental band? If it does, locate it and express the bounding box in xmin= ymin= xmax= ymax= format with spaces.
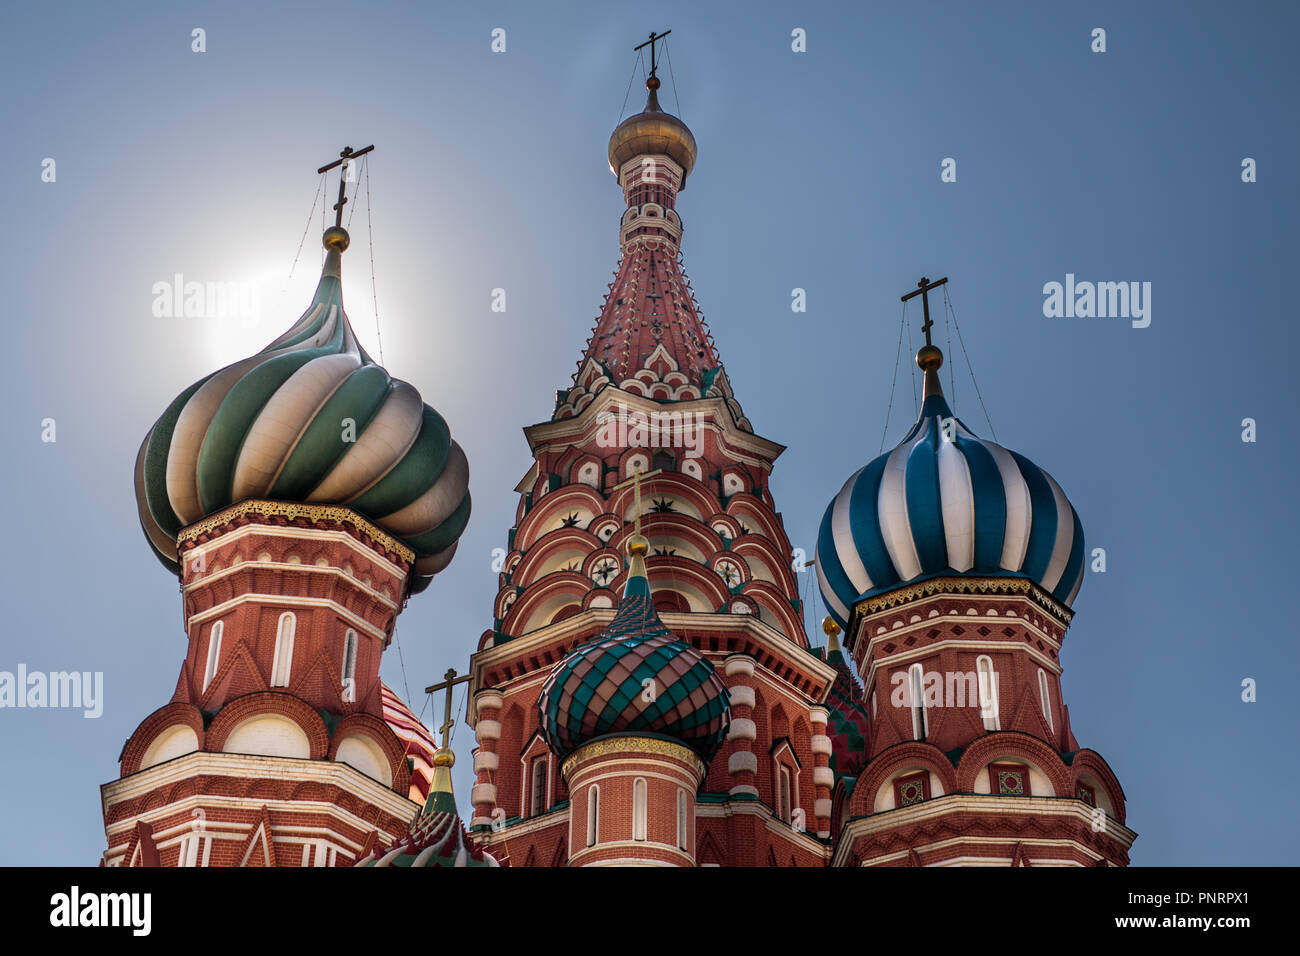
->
xmin=176 ymin=499 xmax=415 ymax=563
xmin=561 ymin=735 xmax=705 ymax=780
xmin=854 ymin=576 xmax=1072 ymax=624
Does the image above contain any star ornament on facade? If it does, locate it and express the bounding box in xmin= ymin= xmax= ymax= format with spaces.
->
xmin=592 ymin=557 xmax=618 ymax=585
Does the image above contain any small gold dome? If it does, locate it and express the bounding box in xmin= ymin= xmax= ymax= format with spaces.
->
xmin=608 ymin=85 xmax=697 ymax=183
xmin=627 ymin=533 xmax=650 ymax=557
xmin=432 ymin=746 xmax=455 ymax=768
xmin=323 ymin=225 xmax=350 ymax=252
xmin=916 ymin=343 xmax=943 ymax=372
xmin=821 ymin=616 xmax=842 ymax=638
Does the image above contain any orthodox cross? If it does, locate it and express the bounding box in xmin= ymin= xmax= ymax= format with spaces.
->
xmin=900 ymin=275 xmax=948 ymax=348
xmin=424 ymin=667 xmax=472 ymax=750
xmin=634 ymin=29 xmax=671 ymax=81
xmin=316 ymin=144 xmax=375 ymax=229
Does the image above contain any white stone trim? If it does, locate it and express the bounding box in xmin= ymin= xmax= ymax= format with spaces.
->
xmin=728 ymin=751 xmax=758 ymax=774
xmin=181 ymin=524 xmax=406 ymax=588
xmin=102 ymin=751 xmax=416 ymax=820
xmin=728 ymin=685 xmax=755 ymax=708
xmin=830 ymin=794 xmax=1136 ymax=867
xmin=727 ymin=718 xmax=757 ymax=741
xmin=186 ymin=593 xmax=389 ymax=643
xmin=475 ymin=720 xmax=502 ymax=742
xmin=812 ymin=767 xmax=834 ymax=788
xmin=811 ymin=734 xmax=832 ymax=756
xmin=724 ymin=655 xmax=756 ymax=678
xmin=473 ymin=751 xmax=499 ymax=773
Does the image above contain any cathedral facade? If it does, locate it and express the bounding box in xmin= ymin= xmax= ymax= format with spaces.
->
xmin=101 ymin=60 xmax=1134 ymax=868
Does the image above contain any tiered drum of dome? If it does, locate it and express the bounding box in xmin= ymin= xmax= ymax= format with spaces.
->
xmin=102 ymin=224 xmax=472 ymax=867
xmin=813 ymin=344 xmax=1135 ymax=866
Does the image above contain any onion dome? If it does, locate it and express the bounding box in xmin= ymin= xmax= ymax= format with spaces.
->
xmin=536 ymin=533 xmax=730 ymax=760
xmin=381 ymin=683 xmax=441 ymax=804
xmin=816 ymin=344 xmax=1085 ymax=629
xmin=133 ymin=226 xmax=470 ymax=594
xmin=608 ymin=77 xmax=697 ymax=183
xmin=357 ymin=744 xmax=499 ymax=868
xmin=819 ymin=618 xmax=868 ymax=780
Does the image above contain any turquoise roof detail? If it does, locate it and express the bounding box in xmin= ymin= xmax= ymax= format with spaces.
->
xmin=815 ymin=374 xmax=1085 ymax=629
xmin=536 ymin=549 xmax=730 ymax=760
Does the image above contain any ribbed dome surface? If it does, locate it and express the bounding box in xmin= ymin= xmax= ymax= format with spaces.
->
xmin=816 ymin=384 xmax=1085 ymax=629
xmin=536 ymin=564 xmax=729 ymax=760
xmin=134 ymin=240 xmax=470 ymax=594
xmin=358 ymin=808 xmax=499 ymax=868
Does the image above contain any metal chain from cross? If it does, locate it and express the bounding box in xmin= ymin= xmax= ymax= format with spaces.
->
xmin=424 ymin=667 xmax=472 ymax=750
xmin=900 ymin=275 xmax=948 ymax=348
xmin=613 ymin=466 xmax=663 ymax=538
xmin=633 ymin=29 xmax=671 ymax=81
xmin=316 ymin=144 xmax=375 ymax=229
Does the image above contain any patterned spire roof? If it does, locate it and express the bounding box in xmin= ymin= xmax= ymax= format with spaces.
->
xmin=554 ymin=85 xmax=728 ymax=419
xmin=568 ymin=245 xmax=719 ymax=396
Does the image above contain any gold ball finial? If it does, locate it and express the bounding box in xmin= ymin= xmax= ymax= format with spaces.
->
xmin=821 ymin=616 xmax=841 ymax=638
xmin=323 ymin=225 xmax=350 ymax=252
xmin=916 ymin=343 xmax=943 ymax=372
xmin=647 ymin=75 xmax=661 ymax=91
xmin=627 ymin=533 xmax=650 ymax=557
xmin=432 ymin=746 xmax=455 ymax=769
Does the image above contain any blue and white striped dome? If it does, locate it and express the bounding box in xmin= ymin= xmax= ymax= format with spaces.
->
xmin=815 ymin=368 xmax=1085 ymax=629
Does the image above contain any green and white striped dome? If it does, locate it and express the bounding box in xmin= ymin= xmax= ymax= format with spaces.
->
xmin=133 ymin=230 xmax=470 ymax=594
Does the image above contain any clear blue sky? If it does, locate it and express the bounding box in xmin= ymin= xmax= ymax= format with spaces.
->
xmin=2 ymin=0 xmax=1296 ymax=866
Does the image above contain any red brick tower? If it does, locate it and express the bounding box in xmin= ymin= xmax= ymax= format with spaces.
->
xmin=104 ymin=173 xmax=472 ymax=866
xmin=464 ymin=63 xmax=839 ymax=867
xmin=815 ymin=298 xmax=1137 ymax=866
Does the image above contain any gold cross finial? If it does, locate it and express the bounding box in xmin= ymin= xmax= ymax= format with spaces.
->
xmin=633 ymin=29 xmax=672 ymax=84
xmin=424 ymin=666 xmax=472 ymax=751
xmin=900 ymin=275 xmax=948 ymax=349
xmin=316 ymin=144 xmax=375 ymax=229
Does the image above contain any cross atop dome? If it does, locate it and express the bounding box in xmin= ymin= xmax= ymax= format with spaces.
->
xmin=633 ymin=29 xmax=671 ymax=89
xmin=316 ymin=143 xmax=374 ymax=234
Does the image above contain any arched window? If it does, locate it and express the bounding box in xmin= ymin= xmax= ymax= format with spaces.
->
xmin=202 ymin=621 xmax=223 ymax=692
xmin=632 ymin=777 xmax=648 ymax=841
xmin=977 ymin=655 xmax=1000 ymax=731
xmin=587 ymin=786 xmax=600 ymax=847
xmin=676 ymin=790 xmax=688 ymax=851
xmin=341 ymin=629 xmax=358 ymax=703
xmin=909 ymin=663 xmax=928 ymax=740
xmin=271 ymin=613 xmax=295 ymax=687
xmin=778 ymin=765 xmax=793 ymax=823
xmin=530 ymin=757 xmax=548 ymax=817
xmin=1038 ymin=668 xmax=1054 ymax=732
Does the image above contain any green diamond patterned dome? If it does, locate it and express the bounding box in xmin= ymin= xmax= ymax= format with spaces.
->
xmin=536 ymin=540 xmax=730 ymax=760
xmin=133 ymin=230 xmax=470 ymax=594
